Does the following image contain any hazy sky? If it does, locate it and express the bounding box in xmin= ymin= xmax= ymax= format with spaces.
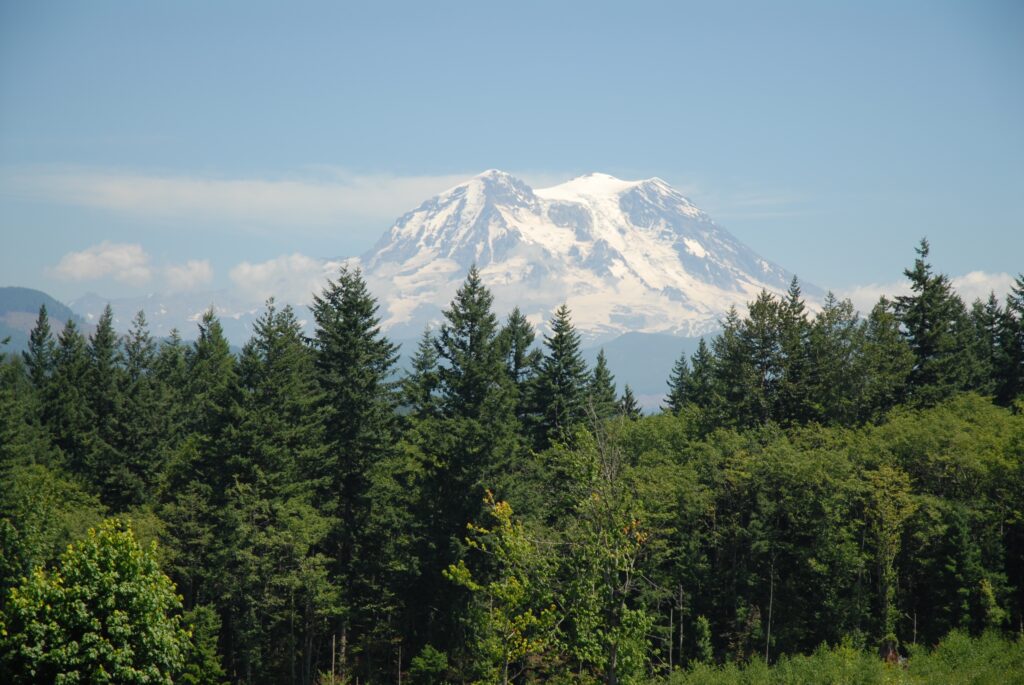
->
xmin=2 ymin=0 xmax=1021 ymax=307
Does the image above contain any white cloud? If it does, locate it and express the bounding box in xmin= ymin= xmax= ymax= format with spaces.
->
xmin=229 ymin=253 xmax=343 ymax=305
xmin=951 ymin=271 xmax=1016 ymax=305
xmin=7 ymin=167 xmax=476 ymax=231
xmin=839 ymin=271 xmax=1015 ymax=314
xmin=49 ymin=241 xmax=152 ymax=285
xmin=164 ymin=259 xmax=214 ymax=293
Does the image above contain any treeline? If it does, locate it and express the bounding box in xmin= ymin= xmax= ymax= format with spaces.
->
xmin=0 ymin=240 xmax=1022 ymax=684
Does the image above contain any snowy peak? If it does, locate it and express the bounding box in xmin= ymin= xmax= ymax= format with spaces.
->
xmin=358 ymin=170 xmax=812 ymax=342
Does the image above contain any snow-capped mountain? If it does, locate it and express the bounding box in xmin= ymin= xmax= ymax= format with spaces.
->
xmin=359 ymin=169 xmax=813 ymax=342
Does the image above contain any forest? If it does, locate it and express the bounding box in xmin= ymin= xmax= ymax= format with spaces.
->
xmin=1 ymin=238 xmax=1024 ymax=684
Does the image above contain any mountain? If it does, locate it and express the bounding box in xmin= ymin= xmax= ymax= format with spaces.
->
xmin=0 ymin=286 xmax=86 ymax=352
xmin=359 ymin=170 xmax=816 ymax=342
xmin=68 ymin=290 xmax=268 ymax=345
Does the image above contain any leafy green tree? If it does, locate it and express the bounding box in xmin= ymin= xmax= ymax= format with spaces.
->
xmin=531 ymin=304 xmax=589 ymax=446
xmin=0 ymin=518 xmax=192 ymax=684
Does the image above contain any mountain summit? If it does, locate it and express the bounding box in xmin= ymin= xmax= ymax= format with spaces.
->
xmin=360 ymin=170 xmax=808 ymax=341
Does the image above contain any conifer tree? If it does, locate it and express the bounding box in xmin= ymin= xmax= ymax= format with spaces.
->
xmin=161 ymin=310 xmax=240 ymax=611
xmin=311 ymin=266 xmax=400 ymax=674
xmin=224 ymin=300 xmax=333 ymax=683
xmin=968 ymin=294 xmax=1003 ymax=396
xmin=664 ymin=352 xmax=690 ymax=414
xmin=46 ymin=320 xmax=95 ymax=475
xmin=531 ymin=304 xmax=589 ymax=447
xmin=739 ymin=291 xmax=784 ymax=424
xmin=996 ymin=274 xmax=1024 ymax=404
xmin=117 ymin=311 xmax=170 ymax=507
xmin=618 ymin=385 xmax=642 ymax=420
xmin=806 ymin=293 xmax=863 ymax=424
xmin=687 ymin=338 xmax=718 ymax=411
xmin=402 ymin=328 xmax=441 ymax=420
xmin=895 ymin=239 xmax=969 ymax=405
xmin=778 ymin=277 xmax=812 ymax=423
xmin=862 ymin=297 xmax=913 ymax=421
xmin=86 ymin=305 xmax=128 ymax=506
xmin=22 ymin=305 xmax=54 ymax=392
xmin=588 ymin=349 xmax=618 ymax=422
xmin=498 ymin=307 xmax=541 ymax=425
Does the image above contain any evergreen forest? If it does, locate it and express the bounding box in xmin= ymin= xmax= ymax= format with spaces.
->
xmin=2 ymin=239 xmax=1024 ymax=684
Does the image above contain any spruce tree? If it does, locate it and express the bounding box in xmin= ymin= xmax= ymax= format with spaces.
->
xmin=968 ymin=294 xmax=1003 ymax=396
xmin=778 ymin=277 xmax=812 ymax=423
xmin=862 ymin=297 xmax=913 ymax=421
xmin=895 ymin=238 xmax=969 ymax=405
xmin=687 ymin=338 xmax=718 ymax=411
xmin=618 ymin=384 xmax=642 ymax=420
xmin=995 ymin=274 xmax=1024 ymax=404
xmin=401 ymin=328 xmax=441 ymax=420
xmin=531 ymin=304 xmax=589 ymax=448
xmin=118 ymin=311 xmax=170 ymax=507
xmin=22 ymin=305 xmax=55 ymax=392
xmin=311 ymin=266 xmax=400 ymax=674
xmin=46 ymin=320 xmax=95 ymax=475
xmin=664 ymin=352 xmax=690 ymax=414
xmin=588 ymin=349 xmax=618 ymax=422
xmin=86 ymin=305 xmax=128 ymax=506
xmin=498 ymin=307 xmax=541 ymax=426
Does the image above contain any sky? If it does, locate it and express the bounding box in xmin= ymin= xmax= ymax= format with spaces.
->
xmin=1 ymin=0 xmax=1022 ymax=311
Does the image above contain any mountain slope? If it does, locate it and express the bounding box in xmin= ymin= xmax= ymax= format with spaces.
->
xmin=0 ymin=286 xmax=86 ymax=352
xmin=360 ymin=170 xmax=814 ymax=342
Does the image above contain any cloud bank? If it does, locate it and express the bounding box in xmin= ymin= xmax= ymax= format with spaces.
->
xmin=48 ymin=242 xmax=215 ymax=293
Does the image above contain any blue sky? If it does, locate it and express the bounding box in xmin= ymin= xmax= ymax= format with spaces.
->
xmin=1 ymin=0 xmax=1021 ymax=308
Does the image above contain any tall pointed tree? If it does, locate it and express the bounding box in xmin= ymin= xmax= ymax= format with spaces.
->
xmin=588 ymin=349 xmax=618 ymax=422
xmin=46 ymin=320 xmax=95 ymax=475
xmin=498 ymin=307 xmax=541 ymax=426
xmin=618 ymin=384 xmax=642 ymax=420
xmin=86 ymin=305 xmax=127 ymax=506
xmin=22 ymin=305 xmax=55 ymax=393
xmin=311 ymin=266 xmax=400 ymax=673
xmin=894 ymin=238 xmax=969 ymax=405
xmin=996 ymin=274 xmax=1024 ymax=404
xmin=664 ymin=352 xmax=690 ymax=415
xmin=531 ymin=304 xmax=589 ymax=448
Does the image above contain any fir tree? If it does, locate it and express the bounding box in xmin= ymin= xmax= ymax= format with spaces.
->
xmin=895 ymin=238 xmax=969 ymax=405
xmin=531 ymin=304 xmax=589 ymax=447
xmin=498 ymin=307 xmax=541 ymax=426
xmin=22 ymin=305 xmax=54 ymax=392
xmin=618 ymin=384 xmax=642 ymax=420
xmin=588 ymin=349 xmax=618 ymax=422
xmin=86 ymin=305 xmax=127 ymax=506
xmin=46 ymin=320 xmax=95 ymax=475
xmin=996 ymin=274 xmax=1024 ymax=404
xmin=311 ymin=266 xmax=400 ymax=673
xmin=401 ymin=328 xmax=441 ymax=420
xmin=862 ymin=297 xmax=913 ymax=421
xmin=664 ymin=352 xmax=690 ymax=414
xmin=778 ymin=276 xmax=812 ymax=423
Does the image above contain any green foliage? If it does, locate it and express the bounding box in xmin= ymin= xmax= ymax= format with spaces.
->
xmin=0 ymin=518 xmax=192 ymax=684
xmin=410 ymin=644 xmax=449 ymax=685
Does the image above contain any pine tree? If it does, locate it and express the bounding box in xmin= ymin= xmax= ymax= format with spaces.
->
xmin=86 ymin=305 xmax=128 ymax=506
xmin=687 ymin=338 xmax=717 ymax=411
xmin=22 ymin=305 xmax=54 ymax=392
xmin=118 ymin=311 xmax=171 ymax=507
xmin=895 ymin=238 xmax=969 ymax=405
xmin=664 ymin=352 xmax=690 ymax=414
xmin=618 ymin=385 xmax=642 ymax=420
xmin=588 ymin=349 xmax=618 ymax=422
xmin=968 ymin=294 xmax=1003 ymax=396
xmin=995 ymin=274 xmax=1024 ymax=404
xmin=497 ymin=307 xmax=541 ymax=426
xmin=739 ymin=291 xmax=784 ymax=424
xmin=402 ymin=328 xmax=441 ymax=420
xmin=224 ymin=300 xmax=333 ymax=683
xmin=861 ymin=297 xmax=913 ymax=421
xmin=311 ymin=266 xmax=400 ymax=675
xmin=778 ymin=277 xmax=812 ymax=423
xmin=531 ymin=304 xmax=589 ymax=447
xmin=161 ymin=310 xmax=240 ymax=612
xmin=46 ymin=320 xmax=95 ymax=475
xmin=806 ymin=293 xmax=864 ymax=425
